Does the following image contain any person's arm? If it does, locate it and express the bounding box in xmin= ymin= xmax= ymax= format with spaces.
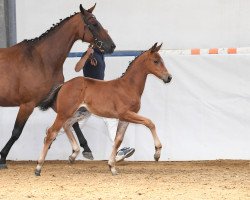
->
xmin=75 ymin=47 xmax=94 ymax=72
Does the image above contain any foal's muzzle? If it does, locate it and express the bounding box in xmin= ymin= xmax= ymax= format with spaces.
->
xmin=163 ymin=75 xmax=172 ymax=83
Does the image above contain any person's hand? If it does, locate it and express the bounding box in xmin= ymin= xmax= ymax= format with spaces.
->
xmin=75 ymin=47 xmax=94 ymax=72
xmin=75 ymin=60 xmax=85 ymax=72
xmin=90 ymin=57 xmax=97 ymax=66
xmin=86 ymin=47 xmax=94 ymax=56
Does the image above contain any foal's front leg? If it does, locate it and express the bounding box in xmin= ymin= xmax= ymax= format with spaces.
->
xmin=121 ymin=111 xmax=162 ymax=161
xmin=108 ymin=120 xmax=129 ymax=175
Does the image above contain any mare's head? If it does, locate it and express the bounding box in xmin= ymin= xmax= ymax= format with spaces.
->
xmin=143 ymin=43 xmax=172 ymax=83
xmin=80 ymin=4 xmax=116 ymax=54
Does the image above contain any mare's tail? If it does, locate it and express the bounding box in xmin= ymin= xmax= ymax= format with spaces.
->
xmin=38 ymin=84 xmax=63 ymax=111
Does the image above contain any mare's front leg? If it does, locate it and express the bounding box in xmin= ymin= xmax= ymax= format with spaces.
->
xmin=35 ymin=116 xmax=65 ymax=176
xmin=121 ymin=111 xmax=162 ymax=161
xmin=0 ymin=103 xmax=35 ymax=169
xmin=108 ymin=121 xmax=129 ymax=175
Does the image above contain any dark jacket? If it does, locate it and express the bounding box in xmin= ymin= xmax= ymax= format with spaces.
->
xmin=82 ymin=48 xmax=105 ymax=80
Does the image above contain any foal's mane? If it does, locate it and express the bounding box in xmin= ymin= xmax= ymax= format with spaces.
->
xmin=23 ymin=12 xmax=79 ymax=46
xmin=120 ymin=50 xmax=146 ymax=78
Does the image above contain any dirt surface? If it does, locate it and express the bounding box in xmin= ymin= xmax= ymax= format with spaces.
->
xmin=0 ymin=160 xmax=249 ymax=200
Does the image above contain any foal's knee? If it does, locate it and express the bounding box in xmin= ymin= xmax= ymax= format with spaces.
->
xmin=146 ymin=119 xmax=155 ymax=130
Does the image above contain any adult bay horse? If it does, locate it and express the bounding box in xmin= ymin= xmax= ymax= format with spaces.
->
xmin=0 ymin=4 xmax=115 ymax=168
xmin=35 ymin=43 xmax=172 ymax=176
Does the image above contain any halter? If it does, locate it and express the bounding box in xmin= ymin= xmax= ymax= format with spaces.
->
xmin=81 ymin=14 xmax=104 ymax=51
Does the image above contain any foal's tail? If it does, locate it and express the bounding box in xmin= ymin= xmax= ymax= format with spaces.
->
xmin=38 ymin=84 xmax=63 ymax=111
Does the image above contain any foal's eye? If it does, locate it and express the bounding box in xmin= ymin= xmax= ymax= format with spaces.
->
xmin=154 ymin=60 xmax=159 ymax=64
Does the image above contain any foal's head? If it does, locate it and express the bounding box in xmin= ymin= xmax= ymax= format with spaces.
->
xmin=80 ymin=4 xmax=116 ymax=54
xmin=144 ymin=43 xmax=172 ymax=83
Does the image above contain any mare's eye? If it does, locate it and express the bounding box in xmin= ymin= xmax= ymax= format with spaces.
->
xmin=154 ymin=60 xmax=159 ymax=64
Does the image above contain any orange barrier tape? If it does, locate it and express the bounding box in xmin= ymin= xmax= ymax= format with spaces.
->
xmin=209 ymin=48 xmax=218 ymax=54
xmin=227 ymin=48 xmax=237 ymax=54
xmin=191 ymin=49 xmax=200 ymax=55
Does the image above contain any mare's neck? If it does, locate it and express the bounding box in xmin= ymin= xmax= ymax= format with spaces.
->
xmin=120 ymin=59 xmax=148 ymax=97
xmin=35 ymin=13 xmax=84 ymax=70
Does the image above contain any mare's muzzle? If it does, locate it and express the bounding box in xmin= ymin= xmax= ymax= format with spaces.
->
xmin=87 ymin=24 xmax=116 ymax=54
xmin=97 ymin=40 xmax=116 ymax=54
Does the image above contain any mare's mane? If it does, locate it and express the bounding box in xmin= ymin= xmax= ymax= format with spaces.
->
xmin=23 ymin=12 xmax=79 ymax=46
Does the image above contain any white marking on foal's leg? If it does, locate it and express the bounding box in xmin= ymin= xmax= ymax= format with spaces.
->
xmin=35 ymin=129 xmax=58 ymax=176
xmin=63 ymin=125 xmax=80 ymax=163
xmin=108 ymin=121 xmax=129 ymax=175
xmin=63 ymin=108 xmax=91 ymax=163
xmin=150 ymin=124 xmax=162 ymax=161
xmin=108 ymin=149 xmax=118 ymax=175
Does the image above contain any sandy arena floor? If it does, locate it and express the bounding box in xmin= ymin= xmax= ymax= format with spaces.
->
xmin=0 ymin=160 xmax=249 ymax=200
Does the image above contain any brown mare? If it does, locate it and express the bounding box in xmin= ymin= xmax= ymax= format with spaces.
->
xmin=0 ymin=4 xmax=115 ymax=168
xmin=35 ymin=43 xmax=172 ymax=176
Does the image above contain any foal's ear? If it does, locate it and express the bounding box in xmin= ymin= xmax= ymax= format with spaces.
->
xmin=87 ymin=3 xmax=96 ymax=13
xmin=155 ymin=43 xmax=163 ymax=52
xmin=150 ymin=43 xmax=158 ymax=53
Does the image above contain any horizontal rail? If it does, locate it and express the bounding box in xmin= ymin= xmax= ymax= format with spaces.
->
xmin=68 ymin=50 xmax=143 ymax=58
xmin=68 ymin=47 xmax=250 ymax=58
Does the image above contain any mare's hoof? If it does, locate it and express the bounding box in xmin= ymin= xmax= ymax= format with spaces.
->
xmin=0 ymin=163 xmax=7 ymax=169
xmin=69 ymin=156 xmax=75 ymax=164
xmin=82 ymin=151 xmax=94 ymax=160
xmin=34 ymin=169 xmax=41 ymax=176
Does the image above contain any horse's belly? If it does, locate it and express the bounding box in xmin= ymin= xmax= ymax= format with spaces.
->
xmin=0 ymin=78 xmax=20 ymax=106
xmin=0 ymin=96 xmax=20 ymax=107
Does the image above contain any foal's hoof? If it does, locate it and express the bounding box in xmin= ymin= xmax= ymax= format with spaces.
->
xmin=69 ymin=156 xmax=75 ymax=164
xmin=0 ymin=163 xmax=7 ymax=169
xmin=154 ymin=152 xmax=160 ymax=161
xmin=111 ymin=169 xmax=118 ymax=176
xmin=34 ymin=169 xmax=41 ymax=176
xmin=109 ymin=165 xmax=118 ymax=176
xmin=82 ymin=151 xmax=94 ymax=160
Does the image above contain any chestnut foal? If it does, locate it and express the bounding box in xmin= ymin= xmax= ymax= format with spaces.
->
xmin=35 ymin=43 xmax=172 ymax=176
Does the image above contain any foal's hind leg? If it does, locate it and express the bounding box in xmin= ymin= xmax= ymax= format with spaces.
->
xmin=63 ymin=125 xmax=80 ymax=163
xmin=35 ymin=116 xmax=65 ymax=176
xmin=108 ymin=121 xmax=129 ymax=175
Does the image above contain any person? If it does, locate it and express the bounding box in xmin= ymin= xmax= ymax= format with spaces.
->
xmin=74 ymin=45 xmax=135 ymax=162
